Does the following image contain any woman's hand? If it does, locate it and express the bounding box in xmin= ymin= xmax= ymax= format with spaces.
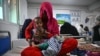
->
xmin=45 ymin=31 xmax=50 ymax=34
xmin=26 ymin=39 xmax=32 ymax=46
xmin=31 ymin=42 xmax=38 ymax=47
xmin=25 ymin=38 xmax=30 ymax=43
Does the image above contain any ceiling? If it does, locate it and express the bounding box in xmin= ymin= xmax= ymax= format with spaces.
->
xmin=27 ymin=0 xmax=98 ymax=6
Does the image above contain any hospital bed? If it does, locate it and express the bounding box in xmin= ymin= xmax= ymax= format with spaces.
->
xmin=0 ymin=31 xmax=11 ymax=56
xmin=0 ymin=30 xmax=28 ymax=56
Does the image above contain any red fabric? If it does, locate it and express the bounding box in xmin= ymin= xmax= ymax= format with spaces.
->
xmin=47 ymin=33 xmax=53 ymax=39
xmin=40 ymin=2 xmax=59 ymax=36
xmin=25 ymin=2 xmax=59 ymax=40
xmin=21 ymin=47 xmax=42 ymax=56
xmin=57 ymin=38 xmax=78 ymax=56
xmin=25 ymin=21 xmax=34 ymax=39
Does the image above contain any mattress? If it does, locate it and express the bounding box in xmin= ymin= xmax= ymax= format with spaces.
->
xmin=3 ymin=46 xmax=28 ymax=56
xmin=3 ymin=39 xmax=28 ymax=56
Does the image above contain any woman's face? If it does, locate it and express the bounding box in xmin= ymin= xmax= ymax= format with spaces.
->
xmin=42 ymin=11 xmax=48 ymax=23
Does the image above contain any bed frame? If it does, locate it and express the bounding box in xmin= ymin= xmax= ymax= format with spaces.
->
xmin=0 ymin=31 xmax=11 ymax=55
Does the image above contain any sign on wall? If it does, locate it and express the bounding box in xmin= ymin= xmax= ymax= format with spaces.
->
xmin=70 ymin=10 xmax=81 ymax=25
xmin=56 ymin=14 xmax=71 ymax=24
xmin=53 ymin=10 xmax=70 ymax=24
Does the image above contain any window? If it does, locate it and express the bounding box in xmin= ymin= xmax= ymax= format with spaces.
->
xmin=0 ymin=0 xmax=19 ymax=24
xmin=9 ymin=0 xmax=19 ymax=24
xmin=0 ymin=0 xmax=3 ymax=19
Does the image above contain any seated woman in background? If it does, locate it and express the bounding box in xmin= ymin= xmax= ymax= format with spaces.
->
xmin=60 ymin=22 xmax=79 ymax=36
xmin=84 ymin=26 xmax=90 ymax=36
xmin=79 ymin=24 xmax=85 ymax=36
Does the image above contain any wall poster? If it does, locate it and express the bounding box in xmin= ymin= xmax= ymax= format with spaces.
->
xmin=56 ymin=14 xmax=71 ymax=24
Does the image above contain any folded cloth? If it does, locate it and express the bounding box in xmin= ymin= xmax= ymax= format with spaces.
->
xmin=38 ymin=42 xmax=49 ymax=50
xmin=42 ymin=47 xmax=57 ymax=56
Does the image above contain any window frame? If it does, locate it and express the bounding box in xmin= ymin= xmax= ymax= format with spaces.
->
xmin=0 ymin=0 xmax=4 ymax=20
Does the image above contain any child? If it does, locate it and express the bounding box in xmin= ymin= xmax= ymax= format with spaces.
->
xmin=31 ymin=17 xmax=63 ymax=55
xmin=30 ymin=17 xmax=51 ymax=50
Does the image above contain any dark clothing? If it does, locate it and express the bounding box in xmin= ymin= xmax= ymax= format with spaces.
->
xmin=84 ymin=26 xmax=89 ymax=32
xmin=60 ymin=22 xmax=79 ymax=36
xmin=71 ymin=48 xmax=86 ymax=56
xmin=21 ymin=19 xmax=32 ymax=38
xmin=93 ymin=25 xmax=100 ymax=41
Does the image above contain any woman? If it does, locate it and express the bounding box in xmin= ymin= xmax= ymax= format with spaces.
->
xmin=21 ymin=2 xmax=78 ymax=56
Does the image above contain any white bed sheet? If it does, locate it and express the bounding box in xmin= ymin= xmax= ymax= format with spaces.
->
xmin=3 ymin=46 xmax=28 ymax=56
xmin=3 ymin=39 xmax=28 ymax=56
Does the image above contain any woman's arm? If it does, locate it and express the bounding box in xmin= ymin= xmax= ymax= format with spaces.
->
xmin=46 ymin=31 xmax=53 ymax=39
xmin=52 ymin=19 xmax=59 ymax=36
xmin=25 ymin=21 xmax=34 ymax=40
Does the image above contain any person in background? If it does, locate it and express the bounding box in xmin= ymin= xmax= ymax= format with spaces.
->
xmin=20 ymin=18 xmax=32 ymax=39
xmin=79 ymin=24 xmax=85 ymax=36
xmin=86 ymin=15 xmax=100 ymax=56
xmin=84 ymin=26 xmax=89 ymax=35
xmin=60 ymin=22 xmax=79 ymax=36
xmin=92 ymin=15 xmax=100 ymax=45
xmin=21 ymin=2 xmax=78 ymax=56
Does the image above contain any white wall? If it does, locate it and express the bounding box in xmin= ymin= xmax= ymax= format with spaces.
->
xmin=0 ymin=21 xmax=19 ymax=41
xmin=19 ymin=0 xmax=28 ymax=25
xmin=81 ymin=11 xmax=100 ymax=30
xmin=28 ymin=8 xmax=38 ymax=19
xmin=89 ymin=1 xmax=100 ymax=11
xmin=27 ymin=3 xmax=88 ymax=19
xmin=27 ymin=3 xmax=100 ymax=31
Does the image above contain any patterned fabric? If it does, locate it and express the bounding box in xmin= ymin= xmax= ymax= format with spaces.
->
xmin=48 ymin=37 xmax=62 ymax=53
xmin=42 ymin=37 xmax=62 ymax=56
